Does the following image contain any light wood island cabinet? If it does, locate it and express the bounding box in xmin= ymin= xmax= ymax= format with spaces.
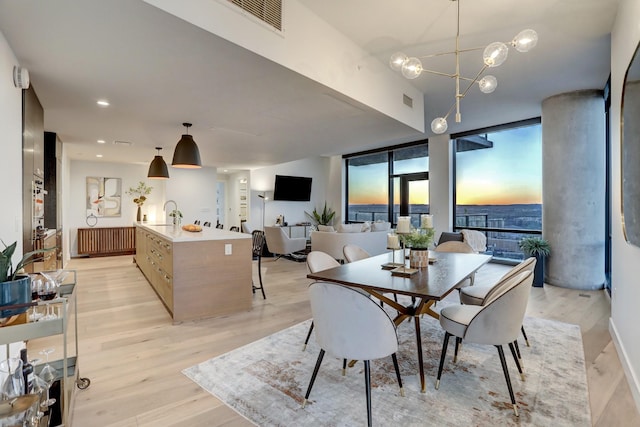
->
xmin=135 ymin=224 xmax=252 ymax=322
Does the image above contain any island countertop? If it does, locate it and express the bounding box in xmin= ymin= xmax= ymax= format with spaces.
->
xmin=136 ymin=223 xmax=250 ymax=243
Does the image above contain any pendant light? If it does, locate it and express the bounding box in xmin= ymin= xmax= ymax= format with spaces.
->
xmin=147 ymin=147 xmax=170 ymax=179
xmin=172 ymin=122 xmax=202 ymax=168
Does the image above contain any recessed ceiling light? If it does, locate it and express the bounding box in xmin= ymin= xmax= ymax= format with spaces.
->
xmin=97 ymin=100 xmax=110 ymax=107
xmin=96 ymin=154 xmax=103 ymax=158
xmin=97 ymin=139 xmax=105 ymax=144
xmin=223 ymin=169 xmax=228 ymax=172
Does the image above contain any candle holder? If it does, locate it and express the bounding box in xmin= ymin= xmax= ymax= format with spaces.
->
xmin=382 ymin=233 xmax=405 ymax=269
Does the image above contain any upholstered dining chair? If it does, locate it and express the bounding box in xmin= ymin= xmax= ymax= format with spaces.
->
xmin=215 ymin=223 xmax=223 ymax=229
xmin=230 ymin=226 xmax=239 ymax=232
xmin=203 ymin=221 xmax=211 ymax=227
xmin=459 ymin=257 xmax=536 ymax=358
xmin=434 ymin=240 xmax=476 ymax=286
xmin=251 ymin=230 xmax=266 ymax=299
xmin=264 ymin=226 xmax=307 ymax=260
xmin=302 ymin=281 xmax=404 ymax=427
xmin=436 ymin=270 xmax=534 ymax=417
xmin=304 ymin=251 xmax=341 ymax=351
xmin=193 ymin=220 xmax=201 ymax=225
xmin=343 ymin=244 xmax=371 ymax=263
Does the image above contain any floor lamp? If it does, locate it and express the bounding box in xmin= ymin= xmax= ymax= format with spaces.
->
xmin=258 ymin=193 xmax=268 ymax=230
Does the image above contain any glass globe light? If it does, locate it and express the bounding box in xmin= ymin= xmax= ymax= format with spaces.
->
xmin=512 ymin=29 xmax=538 ymax=53
xmin=401 ymin=57 xmax=423 ymax=79
xmin=483 ymin=42 xmax=509 ymax=67
xmin=478 ymin=75 xmax=497 ymax=93
xmin=431 ymin=117 xmax=448 ymax=134
xmin=389 ymin=52 xmax=408 ymax=71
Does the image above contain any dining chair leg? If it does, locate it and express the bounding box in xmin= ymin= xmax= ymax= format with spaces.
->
xmin=453 ymin=337 xmax=462 ymax=363
xmin=257 ymin=255 xmax=266 ymax=299
xmin=391 ymin=353 xmax=404 ymax=396
xmin=302 ymin=349 xmax=325 ymax=408
xmin=413 ymin=315 xmax=426 ymax=393
xmin=496 ymin=345 xmax=519 ymax=417
xmin=342 ymin=358 xmax=347 ymax=376
xmin=508 ymin=342 xmax=525 ymax=381
xmin=436 ymin=332 xmax=451 ymax=390
xmin=513 ymin=340 xmax=524 ymax=369
xmin=364 ymin=360 xmax=372 ymax=427
xmin=521 ymin=325 xmax=530 ymax=347
xmin=302 ymin=322 xmax=314 ymax=351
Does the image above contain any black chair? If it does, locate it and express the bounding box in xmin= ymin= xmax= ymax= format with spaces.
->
xmin=194 ymin=220 xmax=201 ymax=225
xmin=230 ymin=226 xmax=239 ymax=232
xmin=216 ymin=223 xmax=224 ymax=229
xmin=203 ymin=221 xmax=211 ymax=227
xmin=251 ymin=230 xmax=266 ymax=299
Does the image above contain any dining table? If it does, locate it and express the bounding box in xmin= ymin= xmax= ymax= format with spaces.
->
xmin=307 ymin=250 xmax=492 ymax=392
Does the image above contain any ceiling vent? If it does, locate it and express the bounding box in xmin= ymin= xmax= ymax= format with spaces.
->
xmin=113 ymin=140 xmax=132 ymax=146
xmin=226 ymin=0 xmax=282 ymax=31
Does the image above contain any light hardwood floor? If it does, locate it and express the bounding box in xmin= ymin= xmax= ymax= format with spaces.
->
xmin=29 ymin=255 xmax=639 ymax=426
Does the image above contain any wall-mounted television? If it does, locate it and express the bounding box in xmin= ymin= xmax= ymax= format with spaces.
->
xmin=273 ymin=175 xmax=312 ymax=201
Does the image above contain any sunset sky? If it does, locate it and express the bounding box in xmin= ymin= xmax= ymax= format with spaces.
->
xmin=348 ymin=124 xmax=542 ymax=206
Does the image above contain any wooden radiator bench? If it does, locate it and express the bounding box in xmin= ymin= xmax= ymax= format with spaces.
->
xmin=78 ymin=226 xmax=136 ymax=257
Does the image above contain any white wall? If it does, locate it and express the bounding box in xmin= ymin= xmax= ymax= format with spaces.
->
xmin=0 ymin=31 xmax=31 ymax=357
xmin=0 ymin=31 xmax=24 ymax=263
xmin=162 ymin=166 xmax=217 ymax=226
xmin=67 ymin=160 xmax=166 ymax=256
xmin=610 ymin=0 xmax=640 ymax=410
xmin=249 ymin=157 xmax=331 ymax=229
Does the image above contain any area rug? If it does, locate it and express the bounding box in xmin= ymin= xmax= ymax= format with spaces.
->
xmin=183 ymin=314 xmax=590 ymax=426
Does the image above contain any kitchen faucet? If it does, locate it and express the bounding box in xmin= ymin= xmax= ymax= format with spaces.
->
xmin=163 ymin=200 xmax=178 ymax=224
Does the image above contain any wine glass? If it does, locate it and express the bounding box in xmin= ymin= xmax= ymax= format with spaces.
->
xmin=0 ymin=358 xmax=25 ymax=399
xmin=31 ymin=364 xmax=56 ymax=409
xmin=37 ymin=278 xmax=58 ymax=302
xmin=38 ymin=349 xmax=58 ymax=386
xmin=29 ymin=276 xmax=44 ymax=322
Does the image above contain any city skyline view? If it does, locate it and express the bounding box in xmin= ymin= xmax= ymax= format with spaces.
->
xmin=348 ymin=123 xmax=542 ymax=206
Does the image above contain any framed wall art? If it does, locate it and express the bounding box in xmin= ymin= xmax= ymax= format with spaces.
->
xmin=86 ymin=176 xmax=122 ymax=217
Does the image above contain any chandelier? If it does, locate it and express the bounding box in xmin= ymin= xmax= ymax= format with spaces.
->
xmin=389 ymin=0 xmax=538 ymax=134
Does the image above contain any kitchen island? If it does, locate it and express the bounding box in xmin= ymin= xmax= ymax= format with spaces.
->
xmin=135 ymin=223 xmax=252 ymax=322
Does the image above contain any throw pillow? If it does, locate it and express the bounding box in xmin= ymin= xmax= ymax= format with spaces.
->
xmin=337 ymin=223 xmax=363 ymax=233
xmin=317 ymin=225 xmax=335 ymax=232
xmin=361 ymin=221 xmax=371 ymax=232
xmin=371 ymin=221 xmax=391 ymax=231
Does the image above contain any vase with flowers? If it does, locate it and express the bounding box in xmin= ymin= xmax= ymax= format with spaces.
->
xmin=126 ymin=181 xmax=153 ymax=222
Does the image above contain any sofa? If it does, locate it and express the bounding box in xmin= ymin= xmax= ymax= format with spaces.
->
xmin=310 ymin=222 xmax=392 ymax=261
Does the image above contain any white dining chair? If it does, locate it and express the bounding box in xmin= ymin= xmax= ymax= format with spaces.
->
xmin=302 ymin=281 xmax=404 ymax=427
xmin=436 ymin=270 xmax=533 ymax=417
xmin=303 ymin=251 xmax=341 ymax=351
xmin=343 ymin=244 xmax=371 ymax=263
xmin=434 ymin=240 xmax=476 ymax=286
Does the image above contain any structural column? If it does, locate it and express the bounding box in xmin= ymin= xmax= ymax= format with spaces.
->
xmin=542 ymin=90 xmax=605 ymax=289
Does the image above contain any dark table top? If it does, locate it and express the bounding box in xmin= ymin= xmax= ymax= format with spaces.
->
xmin=307 ymin=251 xmax=492 ymax=301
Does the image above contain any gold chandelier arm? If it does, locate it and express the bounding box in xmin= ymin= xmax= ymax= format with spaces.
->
xmin=421 ymin=69 xmax=457 ymax=78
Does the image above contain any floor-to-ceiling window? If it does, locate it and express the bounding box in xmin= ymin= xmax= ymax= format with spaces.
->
xmin=454 ymin=119 xmax=542 ymax=261
xmin=345 ymin=141 xmax=429 ymax=226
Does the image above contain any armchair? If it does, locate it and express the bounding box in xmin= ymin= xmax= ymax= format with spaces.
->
xmin=264 ymin=226 xmax=307 ymax=260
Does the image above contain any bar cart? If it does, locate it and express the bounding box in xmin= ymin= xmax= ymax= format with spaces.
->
xmin=0 ymin=270 xmax=90 ymax=426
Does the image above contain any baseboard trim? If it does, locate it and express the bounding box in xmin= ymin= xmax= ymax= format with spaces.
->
xmin=609 ymin=317 xmax=640 ymax=415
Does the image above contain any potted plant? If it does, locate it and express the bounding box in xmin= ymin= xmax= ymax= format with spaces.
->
xmin=1 ymin=240 xmax=55 ymax=319
xmin=399 ymin=228 xmax=435 ymax=268
xmin=305 ymin=202 xmax=336 ymax=226
xmin=126 ymin=181 xmax=153 ymax=222
xmin=518 ymin=236 xmax=551 ymax=287
xmin=168 ymin=209 xmax=183 ymax=226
